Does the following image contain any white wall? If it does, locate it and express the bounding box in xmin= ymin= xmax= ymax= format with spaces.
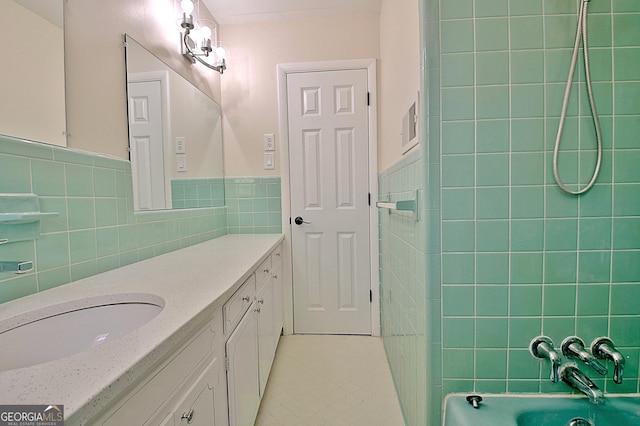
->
xmin=220 ymin=15 xmax=380 ymax=177
xmin=0 ymin=1 xmax=65 ymax=146
xmin=63 ymin=1 xmax=416 ymax=172
xmin=64 ymin=0 xmax=221 ymax=159
xmin=378 ymin=0 xmax=421 ymax=172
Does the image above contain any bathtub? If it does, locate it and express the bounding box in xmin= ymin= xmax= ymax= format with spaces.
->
xmin=443 ymin=394 xmax=640 ymax=426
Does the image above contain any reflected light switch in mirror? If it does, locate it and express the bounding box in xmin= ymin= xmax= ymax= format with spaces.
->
xmin=177 ymin=154 xmax=187 ymax=172
xmin=176 ymin=137 xmax=186 ymax=154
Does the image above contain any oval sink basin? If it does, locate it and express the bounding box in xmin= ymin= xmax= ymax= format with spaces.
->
xmin=0 ymin=294 xmax=164 ymax=371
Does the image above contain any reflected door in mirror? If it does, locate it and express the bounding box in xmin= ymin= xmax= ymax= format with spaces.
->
xmin=128 ymin=72 xmax=171 ymax=210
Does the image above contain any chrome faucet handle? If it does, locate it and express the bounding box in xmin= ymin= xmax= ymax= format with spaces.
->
xmin=561 ymin=336 xmax=608 ymax=376
xmin=591 ymin=337 xmax=625 ymax=384
xmin=530 ymin=336 xmax=562 ymax=383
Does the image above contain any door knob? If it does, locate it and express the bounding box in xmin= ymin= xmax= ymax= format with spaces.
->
xmin=294 ymin=216 xmax=311 ymax=225
xmin=181 ymin=409 xmax=195 ymax=423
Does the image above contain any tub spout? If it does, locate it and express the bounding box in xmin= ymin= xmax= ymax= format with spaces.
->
xmin=560 ymin=363 xmax=605 ymax=405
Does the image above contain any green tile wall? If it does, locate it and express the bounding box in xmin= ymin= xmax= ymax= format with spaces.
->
xmin=171 ymin=178 xmax=224 ymax=208
xmin=225 ymin=177 xmax=283 ymax=234
xmin=381 ymin=1 xmax=640 ymax=425
xmin=0 ymin=135 xmax=228 ymax=304
xmin=379 ymin=149 xmax=428 ymax=426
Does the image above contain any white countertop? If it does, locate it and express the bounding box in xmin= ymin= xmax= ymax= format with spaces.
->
xmin=0 ymin=233 xmax=284 ymax=425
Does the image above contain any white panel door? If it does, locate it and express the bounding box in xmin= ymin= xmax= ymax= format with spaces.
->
xmin=128 ymin=80 xmax=168 ymax=210
xmin=287 ymin=69 xmax=371 ymax=335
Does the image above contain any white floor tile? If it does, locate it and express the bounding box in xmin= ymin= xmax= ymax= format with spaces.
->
xmin=255 ymin=335 xmax=405 ymax=426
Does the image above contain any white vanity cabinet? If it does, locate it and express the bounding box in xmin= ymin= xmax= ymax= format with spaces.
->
xmin=256 ymin=263 xmax=276 ymax=395
xmin=158 ymin=355 xmax=225 ymax=426
xmin=81 ymin=237 xmax=285 ymax=426
xmin=225 ymin=243 xmax=283 ymax=426
xmin=271 ymin=243 xmax=284 ymax=341
xmin=98 ymin=315 xmax=227 ymax=426
xmin=225 ymin=300 xmax=260 ymax=426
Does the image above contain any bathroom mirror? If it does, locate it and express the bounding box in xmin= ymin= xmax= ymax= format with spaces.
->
xmin=124 ymin=34 xmax=224 ymax=211
xmin=0 ymin=0 xmax=66 ymax=147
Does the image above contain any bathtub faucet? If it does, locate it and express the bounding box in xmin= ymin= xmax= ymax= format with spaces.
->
xmin=559 ymin=363 xmax=605 ymax=405
xmin=591 ymin=337 xmax=625 ymax=384
xmin=561 ymin=336 xmax=608 ymax=376
xmin=530 ymin=336 xmax=561 ymax=383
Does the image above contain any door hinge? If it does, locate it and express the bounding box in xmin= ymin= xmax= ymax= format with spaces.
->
xmin=289 ymin=217 xmax=291 ymax=225
xmin=225 ymin=356 xmax=229 ymax=371
xmin=370 ymin=290 xmax=373 ymax=303
xmin=367 ymin=92 xmax=370 ymax=106
xmin=368 ymin=193 xmax=371 ymax=206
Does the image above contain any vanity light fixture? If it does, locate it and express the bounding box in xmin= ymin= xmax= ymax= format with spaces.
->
xmin=179 ymin=0 xmax=226 ymax=74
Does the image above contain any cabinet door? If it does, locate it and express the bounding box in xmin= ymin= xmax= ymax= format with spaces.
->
xmin=172 ymin=356 xmax=225 ymax=426
xmin=158 ymin=414 xmax=173 ymax=426
xmin=226 ymin=307 xmax=260 ymax=426
xmin=256 ymin=278 xmax=276 ymax=396
xmin=271 ymin=258 xmax=283 ymax=337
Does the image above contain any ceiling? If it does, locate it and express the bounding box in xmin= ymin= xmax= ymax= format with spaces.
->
xmin=201 ymin=0 xmax=383 ymax=25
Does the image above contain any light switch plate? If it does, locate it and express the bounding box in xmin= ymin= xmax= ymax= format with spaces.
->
xmin=177 ymin=154 xmax=187 ymax=172
xmin=175 ymin=137 xmax=186 ymax=154
xmin=264 ymin=152 xmax=275 ymax=170
xmin=263 ymin=134 xmax=275 ymax=151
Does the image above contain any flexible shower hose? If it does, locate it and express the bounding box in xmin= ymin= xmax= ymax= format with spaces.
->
xmin=552 ymin=0 xmax=603 ymax=195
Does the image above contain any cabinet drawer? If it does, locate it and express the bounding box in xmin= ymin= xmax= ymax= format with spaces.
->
xmin=103 ymin=321 xmax=216 ymax=426
xmin=223 ymin=274 xmax=255 ymax=334
xmin=272 ymin=244 xmax=282 ymax=267
xmin=256 ymin=257 xmax=272 ymax=287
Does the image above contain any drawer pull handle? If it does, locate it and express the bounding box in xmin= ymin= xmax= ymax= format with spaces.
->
xmin=273 ymin=274 xmax=278 ymax=279
xmin=255 ymin=307 xmax=261 ymax=313
xmin=258 ymin=298 xmax=265 ymax=304
xmin=181 ymin=409 xmax=195 ymax=423
xmin=242 ymin=296 xmax=251 ymax=302
xmin=264 ymin=268 xmax=270 ymax=274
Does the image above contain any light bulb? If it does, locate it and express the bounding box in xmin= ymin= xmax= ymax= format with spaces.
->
xmin=181 ymin=0 xmax=194 ymax=15
xmin=200 ymin=25 xmax=212 ymax=40
xmin=215 ymin=47 xmax=226 ymax=60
